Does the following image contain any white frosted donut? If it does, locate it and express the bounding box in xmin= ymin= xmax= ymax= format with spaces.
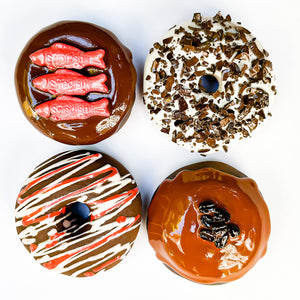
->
xmin=143 ymin=13 xmax=276 ymax=154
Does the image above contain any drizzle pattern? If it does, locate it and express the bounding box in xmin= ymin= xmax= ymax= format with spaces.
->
xmin=15 ymin=150 xmax=142 ymax=277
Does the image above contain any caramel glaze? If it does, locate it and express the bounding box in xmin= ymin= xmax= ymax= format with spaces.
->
xmin=147 ymin=162 xmax=271 ymax=284
xmin=15 ymin=21 xmax=136 ymax=145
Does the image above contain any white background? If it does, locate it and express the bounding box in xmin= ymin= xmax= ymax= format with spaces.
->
xmin=0 ymin=0 xmax=299 ymax=299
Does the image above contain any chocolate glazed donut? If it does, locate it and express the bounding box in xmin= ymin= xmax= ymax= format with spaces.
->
xmin=15 ymin=150 xmax=142 ymax=277
xmin=15 ymin=21 xmax=136 ymax=145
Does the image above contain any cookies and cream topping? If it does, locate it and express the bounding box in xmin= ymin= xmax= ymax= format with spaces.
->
xmin=144 ymin=12 xmax=276 ymax=153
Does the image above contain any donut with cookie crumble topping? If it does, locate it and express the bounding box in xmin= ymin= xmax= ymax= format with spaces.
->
xmin=143 ymin=12 xmax=276 ymax=153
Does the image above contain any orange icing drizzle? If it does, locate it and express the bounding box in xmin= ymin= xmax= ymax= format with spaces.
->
xmin=147 ymin=168 xmax=271 ymax=284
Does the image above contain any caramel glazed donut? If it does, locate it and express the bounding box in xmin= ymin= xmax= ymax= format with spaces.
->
xmin=147 ymin=162 xmax=271 ymax=284
xmin=143 ymin=12 xmax=277 ymax=154
xmin=15 ymin=150 xmax=142 ymax=277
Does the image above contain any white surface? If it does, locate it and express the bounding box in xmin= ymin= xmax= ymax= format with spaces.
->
xmin=0 ymin=0 xmax=299 ymax=299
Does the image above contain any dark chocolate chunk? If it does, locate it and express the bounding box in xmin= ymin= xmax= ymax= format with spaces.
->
xmin=214 ymin=233 xmax=229 ymax=249
xmin=214 ymin=208 xmax=231 ymax=222
xmin=158 ymin=70 xmax=167 ymax=80
xmin=230 ymin=62 xmax=241 ymax=75
xmin=212 ymin=221 xmax=227 ymax=236
xmin=213 ymin=12 xmax=224 ymax=22
xmin=166 ymin=52 xmax=174 ymax=61
xmin=235 ymin=52 xmax=250 ymax=61
xmin=153 ymin=42 xmax=161 ymax=50
xmin=174 ymin=120 xmax=184 ymax=127
xmin=153 ymin=107 xmax=161 ymax=114
xmin=163 ymin=37 xmax=173 ymax=44
xmin=206 ymin=137 xmax=216 ymax=148
xmin=180 ymin=35 xmax=193 ymax=46
xmin=227 ymin=223 xmax=241 ymax=238
xmin=201 ymin=215 xmax=214 ymax=228
xmin=248 ymin=117 xmax=258 ymax=132
xmin=225 ymin=14 xmax=231 ymax=22
xmin=199 ymin=228 xmax=215 ymax=242
xmin=198 ymin=149 xmax=210 ymax=153
xmin=161 ymin=127 xmax=170 ymax=134
xmin=151 ymin=58 xmax=160 ymax=72
xmin=192 ymin=13 xmax=202 ymax=25
xmin=220 ymin=116 xmax=231 ymax=127
xmin=165 ymin=76 xmax=174 ymax=92
xmin=237 ymin=105 xmax=252 ymax=121
xmin=183 ymin=45 xmax=195 ymax=52
xmin=185 ymin=56 xmax=199 ymax=67
xmin=249 ymin=41 xmax=264 ymax=59
xmin=201 ymin=20 xmax=213 ymax=31
xmin=178 ymin=97 xmax=188 ymax=111
xmin=257 ymin=109 xmax=266 ymax=120
xmin=199 ymin=200 xmax=215 ymax=213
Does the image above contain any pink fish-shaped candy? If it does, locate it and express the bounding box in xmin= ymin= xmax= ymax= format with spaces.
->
xmin=35 ymin=96 xmax=110 ymax=121
xmin=32 ymin=69 xmax=109 ymax=95
xmin=30 ymin=43 xmax=106 ymax=70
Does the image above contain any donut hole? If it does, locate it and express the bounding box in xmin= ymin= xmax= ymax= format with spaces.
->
xmin=70 ymin=202 xmax=90 ymax=221
xmin=55 ymin=202 xmax=92 ymax=235
xmin=199 ymin=75 xmax=219 ymax=93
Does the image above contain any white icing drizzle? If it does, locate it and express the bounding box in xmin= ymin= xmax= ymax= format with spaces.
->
xmin=218 ymin=244 xmax=248 ymax=271
xmin=22 ymin=238 xmax=36 ymax=245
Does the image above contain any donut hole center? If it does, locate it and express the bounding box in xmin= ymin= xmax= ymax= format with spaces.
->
xmin=70 ymin=202 xmax=90 ymax=221
xmin=199 ymin=75 xmax=219 ymax=93
xmin=65 ymin=202 xmax=91 ymax=228
xmin=55 ymin=202 xmax=91 ymax=235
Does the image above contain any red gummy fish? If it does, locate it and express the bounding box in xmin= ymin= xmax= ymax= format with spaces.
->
xmin=35 ymin=96 xmax=110 ymax=121
xmin=32 ymin=69 xmax=109 ymax=95
xmin=30 ymin=43 xmax=106 ymax=70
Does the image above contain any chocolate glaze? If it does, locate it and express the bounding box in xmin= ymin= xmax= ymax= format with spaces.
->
xmin=15 ymin=21 xmax=136 ymax=145
xmin=147 ymin=161 xmax=271 ymax=284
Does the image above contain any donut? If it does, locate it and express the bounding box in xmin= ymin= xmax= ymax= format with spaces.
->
xmin=143 ymin=12 xmax=276 ymax=154
xmin=15 ymin=150 xmax=142 ymax=277
xmin=147 ymin=161 xmax=271 ymax=284
xmin=15 ymin=21 xmax=136 ymax=145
